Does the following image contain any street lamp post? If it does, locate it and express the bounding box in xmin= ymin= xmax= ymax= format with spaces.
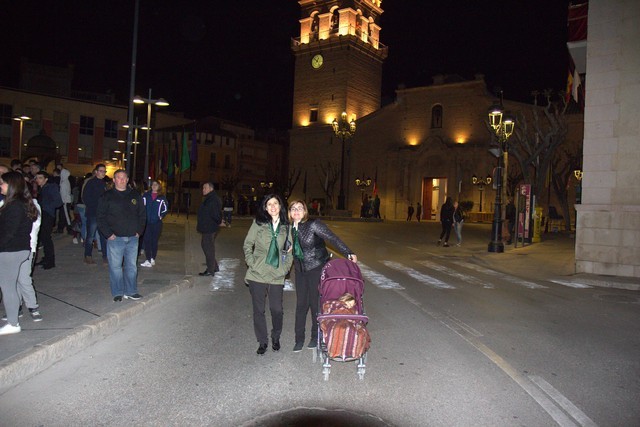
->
xmin=13 ymin=115 xmax=31 ymax=160
xmin=260 ymin=181 xmax=274 ymax=194
xmin=122 ymin=122 xmax=147 ymax=182
xmin=133 ymin=89 xmax=169 ymax=186
xmin=487 ymin=102 xmax=515 ymax=253
xmin=332 ymin=112 xmax=356 ymax=210
xmin=471 ymin=174 xmax=492 ymax=212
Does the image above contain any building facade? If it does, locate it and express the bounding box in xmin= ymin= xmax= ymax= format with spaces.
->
xmin=575 ymin=0 xmax=640 ymax=278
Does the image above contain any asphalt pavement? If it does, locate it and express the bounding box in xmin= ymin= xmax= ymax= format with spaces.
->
xmin=1 ymin=214 xmax=637 ymax=394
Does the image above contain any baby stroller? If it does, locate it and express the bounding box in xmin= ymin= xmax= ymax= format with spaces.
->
xmin=314 ymin=258 xmax=370 ymax=380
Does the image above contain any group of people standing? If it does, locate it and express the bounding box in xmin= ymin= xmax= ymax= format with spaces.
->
xmin=241 ymin=194 xmax=357 ymax=355
xmin=1 ymin=160 xmax=171 ymax=336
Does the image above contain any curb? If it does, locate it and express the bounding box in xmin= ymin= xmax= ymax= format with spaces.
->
xmin=0 ymin=276 xmax=195 ymax=395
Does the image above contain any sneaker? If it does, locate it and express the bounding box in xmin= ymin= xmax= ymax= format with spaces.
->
xmin=293 ymin=342 xmax=304 ymax=352
xmin=124 ymin=293 xmax=142 ymax=301
xmin=140 ymin=260 xmax=152 ymax=267
xmin=443 ymin=242 xmax=449 ymax=247
xmin=150 ymin=258 xmax=155 ymax=266
xmin=456 ymin=243 xmax=461 ymax=247
xmin=113 ymin=296 xmax=123 ymax=302
xmin=437 ymin=240 xmax=442 ymax=246
xmin=2 ymin=308 xmax=23 ymax=321
xmin=0 ymin=323 xmax=21 ymax=335
xmin=84 ymin=256 xmax=96 ymax=265
xmin=72 ymin=237 xmax=79 ymax=244
xmin=29 ymin=309 xmax=43 ymax=322
xmin=307 ymin=339 xmax=317 ymax=349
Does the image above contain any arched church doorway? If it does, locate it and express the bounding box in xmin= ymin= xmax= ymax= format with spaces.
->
xmin=421 ymin=177 xmax=447 ymax=221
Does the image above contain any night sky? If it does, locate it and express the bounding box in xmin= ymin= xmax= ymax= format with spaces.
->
xmin=1 ymin=1 xmax=570 ymax=130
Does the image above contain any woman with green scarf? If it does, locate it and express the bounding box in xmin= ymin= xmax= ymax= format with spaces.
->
xmin=243 ymin=194 xmax=293 ymax=355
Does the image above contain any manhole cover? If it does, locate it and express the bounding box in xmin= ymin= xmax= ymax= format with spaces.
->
xmin=240 ymin=408 xmax=394 ymax=427
xmin=595 ymin=294 xmax=639 ymax=304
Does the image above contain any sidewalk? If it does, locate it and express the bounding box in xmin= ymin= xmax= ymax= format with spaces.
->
xmin=0 ymin=213 xmax=200 ymax=394
xmin=1 ymin=215 xmax=637 ymax=394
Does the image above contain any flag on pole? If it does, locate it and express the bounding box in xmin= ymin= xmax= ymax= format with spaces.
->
xmin=372 ymin=168 xmax=378 ymax=196
xmin=181 ymin=131 xmax=190 ymax=172
xmin=174 ymin=140 xmax=180 ymax=175
xmin=190 ymin=123 xmax=198 ymax=169
xmin=565 ymin=52 xmax=582 ymax=105
xmin=167 ymin=142 xmax=174 ymax=178
xmin=160 ymin=143 xmax=167 ymax=174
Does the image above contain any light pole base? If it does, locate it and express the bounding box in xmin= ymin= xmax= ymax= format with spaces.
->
xmin=488 ymin=241 xmax=504 ymax=253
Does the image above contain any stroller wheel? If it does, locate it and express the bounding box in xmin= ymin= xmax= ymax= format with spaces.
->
xmin=323 ymin=367 xmax=330 ymax=381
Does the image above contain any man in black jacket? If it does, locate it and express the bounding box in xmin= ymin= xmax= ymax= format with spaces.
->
xmin=35 ymin=171 xmax=62 ymax=269
xmin=97 ymin=169 xmax=146 ymax=302
xmin=197 ymin=181 xmax=222 ymax=277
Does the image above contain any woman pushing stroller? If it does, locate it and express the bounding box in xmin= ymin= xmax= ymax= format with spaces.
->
xmin=287 ymin=200 xmax=357 ymax=352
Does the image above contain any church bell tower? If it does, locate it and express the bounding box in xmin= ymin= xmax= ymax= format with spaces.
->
xmin=289 ymin=1 xmax=387 ymax=210
xmin=291 ymin=0 xmax=388 ymax=128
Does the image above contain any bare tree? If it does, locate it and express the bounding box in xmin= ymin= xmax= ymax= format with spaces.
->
xmin=551 ymin=146 xmax=583 ymax=231
xmin=220 ymin=175 xmax=239 ymax=194
xmin=281 ymin=168 xmax=301 ymax=202
xmin=316 ymin=161 xmax=339 ymax=209
xmin=508 ymin=89 xmax=569 ymax=210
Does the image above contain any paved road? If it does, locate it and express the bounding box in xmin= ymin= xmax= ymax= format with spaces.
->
xmin=1 ymin=218 xmax=638 ymax=426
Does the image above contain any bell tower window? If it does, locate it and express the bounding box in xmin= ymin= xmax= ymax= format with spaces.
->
xmin=431 ymin=105 xmax=443 ymax=128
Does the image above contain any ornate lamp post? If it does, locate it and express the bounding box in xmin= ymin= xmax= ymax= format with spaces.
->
xmin=332 ymin=112 xmax=356 ymax=210
xmin=133 ymin=89 xmax=169 ymax=186
xmin=487 ymin=102 xmax=515 ymax=253
xmin=472 ymin=174 xmax=492 ymax=212
xmin=260 ymin=181 xmax=273 ymax=194
xmin=13 ymin=115 xmax=31 ymax=160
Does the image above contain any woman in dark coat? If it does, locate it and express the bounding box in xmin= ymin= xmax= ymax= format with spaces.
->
xmin=0 ymin=171 xmax=39 ymax=335
xmin=438 ymin=196 xmax=455 ymax=247
xmin=287 ymin=200 xmax=357 ymax=352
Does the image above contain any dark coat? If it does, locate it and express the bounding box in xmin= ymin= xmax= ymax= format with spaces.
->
xmin=294 ymin=219 xmax=353 ymax=272
xmin=197 ymin=192 xmax=222 ymax=234
xmin=97 ymin=187 xmax=146 ymax=238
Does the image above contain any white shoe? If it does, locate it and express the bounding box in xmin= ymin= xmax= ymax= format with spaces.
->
xmin=140 ymin=260 xmax=153 ymax=268
xmin=150 ymin=258 xmax=155 ymax=266
xmin=73 ymin=237 xmax=79 ymax=244
xmin=0 ymin=323 xmax=21 ymax=335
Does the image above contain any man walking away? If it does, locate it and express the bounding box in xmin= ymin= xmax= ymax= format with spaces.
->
xmin=197 ymin=182 xmax=222 ymax=277
xmin=82 ymin=164 xmax=108 ymax=265
xmin=35 ymin=171 xmax=62 ymax=269
xmin=97 ymin=169 xmax=146 ymax=302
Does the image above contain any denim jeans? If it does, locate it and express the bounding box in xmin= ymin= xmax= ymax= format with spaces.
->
xmin=84 ymin=215 xmax=107 ymax=258
xmin=454 ymin=221 xmax=463 ymax=244
xmin=75 ymin=204 xmax=86 ymax=241
xmin=107 ymin=236 xmax=139 ymax=297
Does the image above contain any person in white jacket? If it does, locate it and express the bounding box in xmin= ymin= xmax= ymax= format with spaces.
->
xmin=56 ymin=164 xmax=73 ymax=234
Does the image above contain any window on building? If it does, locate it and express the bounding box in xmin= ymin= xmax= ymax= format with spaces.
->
xmin=309 ymin=108 xmax=318 ymax=123
xmin=224 ymin=154 xmax=231 ymax=170
xmin=0 ymin=104 xmax=12 ymax=125
xmin=24 ymin=108 xmax=42 ymax=129
xmin=80 ymin=116 xmax=94 ymax=135
xmin=0 ymin=136 xmax=10 ymax=157
xmin=53 ymin=111 xmax=69 ymax=132
xmin=431 ymin=105 xmax=443 ymax=128
xmin=104 ymin=119 xmax=118 ymax=138
xmin=209 ymin=152 xmax=216 ymax=168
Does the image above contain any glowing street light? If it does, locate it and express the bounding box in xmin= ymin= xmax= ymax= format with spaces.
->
xmin=13 ymin=115 xmax=31 ymax=160
xmin=133 ymin=89 xmax=169 ymax=185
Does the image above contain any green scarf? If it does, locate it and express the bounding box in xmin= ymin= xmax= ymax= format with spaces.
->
xmin=292 ymin=227 xmax=304 ymax=260
xmin=266 ymin=222 xmax=280 ymax=268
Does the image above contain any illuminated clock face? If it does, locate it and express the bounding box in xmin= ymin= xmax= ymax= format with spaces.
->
xmin=311 ymin=54 xmax=324 ymax=69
